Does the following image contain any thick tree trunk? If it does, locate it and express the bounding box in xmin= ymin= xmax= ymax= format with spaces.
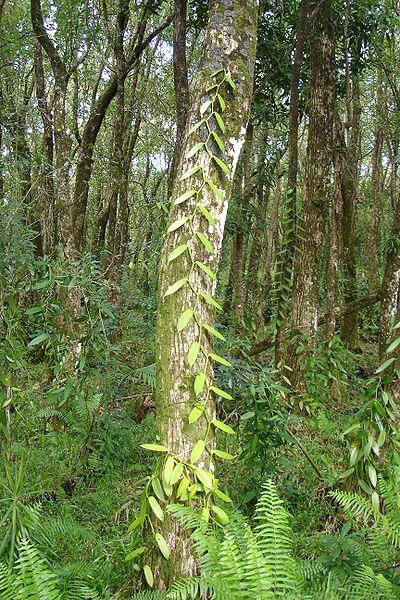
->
xmin=287 ymin=0 xmax=334 ymax=392
xmin=155 ymin=0 xmax=258 ymax=586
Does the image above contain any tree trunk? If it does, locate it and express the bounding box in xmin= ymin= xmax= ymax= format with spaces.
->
xmin=167 ymin=0 xmax=190 ymax=198
xmin=340 ymin=77 xmax=361 ymax=347
xmin=274 ymin=0 xmax=310 ymax=363
xmin=155 ymin=0 xmax=258 ymax=586
xmin=287 ymin=0 xmax=334 ymax=393
xmin=33 ymin=38 xmax=56 ymax=256
xmin=231 ymin=123 xmax=253 ymax=323
xmin=379 ymin=188 xmax=400 ymax=358
xmin=368 ymin=71 xmax=384 ymax=292
xmin=325 ymin=112 xmax=345 ymax=339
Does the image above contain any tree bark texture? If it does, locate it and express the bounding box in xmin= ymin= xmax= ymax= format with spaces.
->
xmin=155 ymin=0 xmax=258 ymax=586
xmin=287 ymin=0 xmax=334 ymax=392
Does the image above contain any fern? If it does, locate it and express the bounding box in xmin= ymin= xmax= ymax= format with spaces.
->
xmin=167 ymin=480 xmax=301 ymax=599
xmin=0 ymin=539 xmax=99 ymax=600
xmin=254 ymin=480 xmax=301 ymax=596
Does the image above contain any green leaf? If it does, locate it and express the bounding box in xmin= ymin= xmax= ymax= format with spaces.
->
xmin=191 ymin=439 xmax=206 ymax=464
xmin=213 ymin=155 xmax=230 ymax=174
xmin=211 ymin=504 xmax=229 ymax=524
xmin=167 ymin=216 xmax=189 ymax=233
xmin=194 ymin=372 xmax=206 ymax=397
xmin=196 ymin=261 xmax=216 ymax=280
xmin=194 ymin=467 xmax=213 ymax=489
xmin=148 ymin=496 xmax=164 ymax=521
xmin=212 ymin=419 xmax=235 ymax=434
xmin=342 ymin=423 xmax=361 ymax=436
xmin=210 ymin=386 xmax=233 ymax=400
xmin=28 ymin=332 xmax=49 ymax=347
xmin=368 ymin=464 xmax=377 ymax=488
xmin=125 ymin=547 xmax=146 ymax=562
xmin=209 ymin=353 xmax=232 ymax=367
xmin=376 ymin=357 xmax=395 ymax=373
xmin=240 ymin=411 xmax=255 ymax=420
xmin=215 ymin=112 xmax=225 ymax=133
xmin=168 ymin=243 xmax=188 ymax=262
xmin=128 ymin=513 xmax=145 ymax=532
xmin=189 ymin=403 xmax=204 ymax=423
xmin=140 ymin=444 xmax=168 ymax=452
xmin=371 ymin=491 xmax=380 ymax=513
xmin=214 ymin=488 xmax=232 ymax=503
xmin=164 ymin=278 xmax=187 ymax=298
xmin=186 ymin=143 xmax=204 ymax=159
xmin=25 ymin=305 xmax=43 ymax=315
xmin=198 ymin=205 xmax=216 ymax=226
xmin=211 ymin=130 xmax=225 ymax=152
xmin=163 ymin=456 xmax=175 ymax=485
xmin=169 ymin=462 xmax=184 ymax=486
xmin=151 ymin=476 xmax=165 ymax=502
xmin=155 ymin=533 xmax=170 ymax=559
xmin=177 ymin=477 xmax=190 ymax=498
xmin=226 ymin=76 xmax=236 ymax=90
xmin=386 ymin=336 xmax=400 ymax=354
xmin=217 ymin=94 xmax=226 ymax=111
xmin=180 ymin=165 xmax=201 ymax=181
xmin=188 ymin=119 xmax=205 ymax=135
xmin=188 ymin=341 xmax=201 ymax=367
xmin=143 ymin=565 xmax=154 ymax=587
xmin=206 ymin=179 xmax=224 ymax=201
xmin=213 ymin=449 xmax=234 ymax=460
xmin=174 ymin=189 xmax=197 ymax=206
xmin=196 ymin=231 xmax=214 ymax=254
xmin=200 ymin=99 xmax=212 ymax=115
xmin=200 ymin=292 xmax=223 ymax=311
xmin=203 ymin=323 xmax=225 ymax=340
xmin=177 ymin=309 xmax=193 ymax=332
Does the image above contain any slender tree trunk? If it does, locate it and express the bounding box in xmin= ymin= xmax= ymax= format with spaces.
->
xmin=33 ymin=38 xmax=56 ymax=256
xmin=167 ymin=0 xmax=190 ymax=197
xmin=155 ymin=0 xmax=258 ymax=586
xmin=287 ymin=0 xmax=334 ymax=392
xmin=379 ymin=182 xmax=400 ymax=358
xmin=325 ymin=112 xmax=345 ymax=339
xmin=274 ymin=0 xmax=310 ymax=363
xmin=231 ymin=123 xmax=253 ymax=323
xmin=340 ymin=77 xmax=361 ymax=347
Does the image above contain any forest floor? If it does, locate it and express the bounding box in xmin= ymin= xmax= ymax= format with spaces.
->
xmin=6 ymin=297 xmax=380 ymax=598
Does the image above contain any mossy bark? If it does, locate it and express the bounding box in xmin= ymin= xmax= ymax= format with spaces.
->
xmin=287 ymin=0 xmax=334 ymax=393
xmin=155 ymin=0 xmax=258 ymax=588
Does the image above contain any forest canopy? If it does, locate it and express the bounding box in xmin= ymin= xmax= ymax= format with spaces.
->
xmin=1 ymin=0 xmax=400 ymax=598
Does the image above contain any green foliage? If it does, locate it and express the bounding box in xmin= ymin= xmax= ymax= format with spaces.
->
xmin=0 ymin=538 xmax=99 ymax=600
xmin=167 ymin=480 xmax=302 ymax=599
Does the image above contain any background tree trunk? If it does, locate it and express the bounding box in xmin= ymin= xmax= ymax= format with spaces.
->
xmin=287 ymin=0 xmax=334 ymax=392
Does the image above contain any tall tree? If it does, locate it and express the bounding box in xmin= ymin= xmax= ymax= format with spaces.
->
xmin=154 ymin=0 xmax=258 ymax=586
xmin=287 ymin=0 xmax=334 ymax=392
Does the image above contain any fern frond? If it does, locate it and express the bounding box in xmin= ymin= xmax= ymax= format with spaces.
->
xmin=14 ymin=538 xmax=60 ymax=599
xmin=329 ymin=490 xmax=373 ymax=523
xmin=254 ymin=480 xmax=301 ymax=596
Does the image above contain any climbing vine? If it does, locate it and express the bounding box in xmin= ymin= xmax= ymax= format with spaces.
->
xmin=127 ymin=70 xmax=238 ymax=586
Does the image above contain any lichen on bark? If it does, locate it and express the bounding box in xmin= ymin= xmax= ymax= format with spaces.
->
xmin=153 ymin=0 xmax=258 ymax=588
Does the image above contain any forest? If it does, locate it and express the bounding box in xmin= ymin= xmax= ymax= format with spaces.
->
xmin=0 ymin=0 xmax=400 ymax=597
